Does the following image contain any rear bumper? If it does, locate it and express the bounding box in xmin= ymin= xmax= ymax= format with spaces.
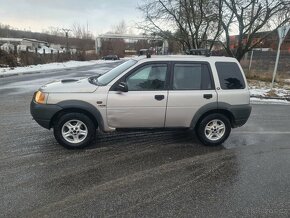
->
xmin=30 ymin=100 xmax=62 ymax=129
xmin=230 ymin=104 xmax=252 ymax=128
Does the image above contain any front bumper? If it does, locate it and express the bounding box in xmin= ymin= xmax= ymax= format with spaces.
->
xmin=30 ymin=100 xmax=62 ymax=129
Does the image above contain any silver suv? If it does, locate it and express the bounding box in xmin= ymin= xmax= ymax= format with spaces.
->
xmin=31 ymin=55 xmax=251 ymax=149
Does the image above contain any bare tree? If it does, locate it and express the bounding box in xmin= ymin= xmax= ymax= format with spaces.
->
xmin=0 ymin=23 xmax=12 ymax=37
xmin=43 ymin=26 xmax=64 ymax=37
xmin=71 ymin=22 xmax=92 ymax=39
xmin=138 ymin=0 xmax=223 ymax=50
xmin=111 ymin=20 xmax=128 ymax=34
xmin=101 ymin=38 xmax=126 ymax=57
xmin=220 ymin=0 xmax=290 ymax=61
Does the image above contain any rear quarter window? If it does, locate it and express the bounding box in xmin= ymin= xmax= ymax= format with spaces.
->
xmin=215 ymin=62 xmax=245 ymax=89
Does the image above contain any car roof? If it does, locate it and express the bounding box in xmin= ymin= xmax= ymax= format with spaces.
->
xmin=132 ymin=55 xmax=238 ymax=63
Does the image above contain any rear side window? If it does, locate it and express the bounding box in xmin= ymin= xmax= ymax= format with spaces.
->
xmin=173 ymin=63 xmax=214 ymax=90
xmin=215 ymin=62 xmax=245 ymax=89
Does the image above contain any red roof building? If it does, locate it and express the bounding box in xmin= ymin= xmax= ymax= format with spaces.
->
xmin=229 ymin=31 xmax=290 ymax=52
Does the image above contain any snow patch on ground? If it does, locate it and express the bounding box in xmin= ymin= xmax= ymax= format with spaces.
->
xmin=249 ymin=80 xmax=290 ymax=104
xmin=248 ymin=80 xmax=290 ymax=99
xmin=250 ymin=97 xmax=290 ymax=105
xmin=250 ymin=88 xmax=290 ymax=98
xmin=0 ymin=60 xmax=118 ymax=76
xmin=250 ymin=88 xmax=269 ymax=97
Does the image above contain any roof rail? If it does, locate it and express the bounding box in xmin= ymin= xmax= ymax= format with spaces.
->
xmin=187 ymin=49 xmax=211 ymax=57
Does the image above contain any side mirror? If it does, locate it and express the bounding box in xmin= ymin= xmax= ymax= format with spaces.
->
xmin=115 ymin=82 xmax=128 ymax=92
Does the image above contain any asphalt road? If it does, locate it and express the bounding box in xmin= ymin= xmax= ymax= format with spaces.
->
xmin=1 ymin=62 xmax=290 ymax=218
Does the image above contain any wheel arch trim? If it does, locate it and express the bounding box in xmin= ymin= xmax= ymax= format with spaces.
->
xmin=50 ymin=100 xmax=104 ymax=131
xmin=190 ymin=102 xmax=236 ymax=128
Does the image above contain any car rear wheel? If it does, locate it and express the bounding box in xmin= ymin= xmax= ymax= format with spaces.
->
xmin=196 ymin=113 xmax=231 ymax=146
xmin=53 ymin=112 xmax=96 ymax=149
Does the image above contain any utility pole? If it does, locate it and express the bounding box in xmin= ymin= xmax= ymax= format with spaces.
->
xmin=62 ymin=28 xmax=71 ymax=54
xmin=271 ymin=25 xmax=290 ymax=89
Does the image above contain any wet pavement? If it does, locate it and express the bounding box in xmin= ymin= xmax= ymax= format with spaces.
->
xmin=1 ymin=62 xmax=290 ymax=217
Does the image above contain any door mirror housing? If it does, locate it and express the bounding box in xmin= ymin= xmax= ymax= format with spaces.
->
xmin=115 ymin=82 xmax=128 ymax=92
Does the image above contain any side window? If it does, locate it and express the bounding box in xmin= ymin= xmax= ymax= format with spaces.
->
xmin=173 ymin=63 xmax=213 ymax=90
xmin=215 ymin=62 xmax=245 ymax=89
xmin=126 ymin=64 xmax=167 ymax=91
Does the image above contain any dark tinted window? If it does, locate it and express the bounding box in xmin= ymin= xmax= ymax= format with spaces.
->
xmin=215 ymin=62 xmax=245 ymax=89
xmin=173 ymin=63 xmax=213 ymax=90
xmin=126 ymin=64 xmax=167 ymax=91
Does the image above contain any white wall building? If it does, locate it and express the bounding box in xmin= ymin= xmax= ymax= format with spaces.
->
xmin=0 ymin=37 xmax=49 ymax=53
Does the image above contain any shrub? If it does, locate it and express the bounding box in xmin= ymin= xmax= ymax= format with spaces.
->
xmin=0 ymin=49 xmax=18 ymax=67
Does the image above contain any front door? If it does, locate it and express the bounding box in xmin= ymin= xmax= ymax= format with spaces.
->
xmin=107 ymin=63 xmax=169 ymax=128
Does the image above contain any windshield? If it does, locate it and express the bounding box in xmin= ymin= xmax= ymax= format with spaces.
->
xmin=89 ymin=59 xmax=137 ymax=86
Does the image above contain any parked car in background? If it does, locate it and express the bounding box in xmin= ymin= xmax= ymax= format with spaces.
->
xmin=102 ymin=55 xmax=119 ymax=60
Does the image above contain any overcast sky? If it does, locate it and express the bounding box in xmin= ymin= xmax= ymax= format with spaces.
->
xmin=0 ymin=0 xmax=143 ymax=36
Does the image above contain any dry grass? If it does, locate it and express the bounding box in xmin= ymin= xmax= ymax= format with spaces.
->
xmin=246 ymin=70 xmax=290 ymax=83
xmin=246 ymin=71 xmax=273 ymax=82
xmin=248 ymin=79 xmax=290 ymax=90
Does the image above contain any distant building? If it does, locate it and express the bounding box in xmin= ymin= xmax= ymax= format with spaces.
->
xmin=229 ymin=31 xmax=290 ymax=51
xmin=95 ymin=34 xmax=168 ymax=57
xmin=0 ymin=42 xmax=15 ymax=52
xmin=0 ymin=37 xmax=49 ymax=52
xmin=0 ymin=38 xmax=22 ymax=45
xmin=49 ymin=43 xmax=62 ymax=50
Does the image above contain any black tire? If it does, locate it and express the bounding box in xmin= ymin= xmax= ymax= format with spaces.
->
xmin=196 ymin=113 xmax=231 ymax=146
xmin=53 ymin=112 xmax=96 ymax=149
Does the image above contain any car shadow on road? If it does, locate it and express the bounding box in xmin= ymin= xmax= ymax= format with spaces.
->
xmin=84 ymin=129 xmax=226 ymax=158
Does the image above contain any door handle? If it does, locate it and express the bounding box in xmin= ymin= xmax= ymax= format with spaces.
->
xmin=203 ymin=94 xmax=213 ymax=99
xmin=155 ymin=95 xmax=165 ymax=101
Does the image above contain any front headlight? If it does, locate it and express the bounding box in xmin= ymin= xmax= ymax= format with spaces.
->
xmin=34 ymin=91 xmax=48 ymax=104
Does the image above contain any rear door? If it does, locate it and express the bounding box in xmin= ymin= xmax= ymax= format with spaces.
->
xmin=165 ymin=62 xmax=217 ymax=127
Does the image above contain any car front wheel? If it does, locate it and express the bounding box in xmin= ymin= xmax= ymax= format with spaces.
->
xmin=53 ymin=112 xmax=96 ymax=149
xmin=196 ymin=113 xmax=231 ymax=146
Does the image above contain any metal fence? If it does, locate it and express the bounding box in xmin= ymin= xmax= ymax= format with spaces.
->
xmin=241 ymin=50 xmax=290 ymax=80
